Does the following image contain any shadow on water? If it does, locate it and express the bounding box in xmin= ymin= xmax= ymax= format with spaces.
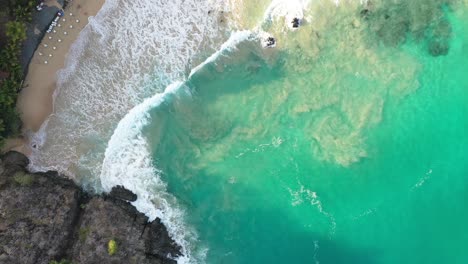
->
xmin=204 ymin=210 xmax=380 ymax=264
xmin=161 ymin=170 xmax=381 ymax=264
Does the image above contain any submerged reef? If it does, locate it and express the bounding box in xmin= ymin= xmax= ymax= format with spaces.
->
xmin=0 ymin=151 xmax=181 ymax=264
xmin=362 ymin=0 xmax=454 ymax=56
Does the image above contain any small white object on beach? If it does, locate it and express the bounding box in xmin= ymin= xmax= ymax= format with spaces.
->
xmin=70 ymin=13 xmax=73 ymax=16
xmin=58 ymin=24 xmax=61 ymax=27
xmin=76 ymin=19 xmax=79 ymax=23
xmin=58 ymin=39 xmax=62 ymax=42
xmin=49 ymin=54 xmax=52 ymax=57
xmin=38 ymin=52 xmax=43 ymax=56
xmin=69 ymin=25 xmax=73 ymax=29
xmin=44 ymin=44 xmax=48 ymax=47
xmin=48 ymin=36 xmax=52 ymax=39
xmin=53 ymin=30 xmax=57 ymax=33
xmin=64 ymin=31 xmax=68 ymax=35
xmin=44 ymin=61 xmax=48 ymax=64
xmin=63 ymin=18 xmax=66 ymax=22
xmin=53 ymin=46 xmax=57 ymax=50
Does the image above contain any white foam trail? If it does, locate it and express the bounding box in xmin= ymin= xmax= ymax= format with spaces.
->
xmin=100 ymin=30 xmax=258 ymax=263
xmin=189 ymin=30 xmax=254 ymax=77
xmin=288 ymin=184 xmax=336 ymax=238
xmin=30 ymin=0 xmax=322 ymax=262
xmin=29 ymin=0 xmax=233 ymax=183
xmin=99 ymin=82 xmax=198 ymax=263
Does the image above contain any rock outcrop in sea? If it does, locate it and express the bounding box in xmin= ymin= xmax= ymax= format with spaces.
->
xmin=0 ymin=151 xmax=181 ymax=264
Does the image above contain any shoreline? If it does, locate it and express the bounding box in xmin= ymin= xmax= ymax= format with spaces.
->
xmin=3 ymin=0 xmax=105 ymax=155
xmin=0 ymin=151 xmax=181 ymax=263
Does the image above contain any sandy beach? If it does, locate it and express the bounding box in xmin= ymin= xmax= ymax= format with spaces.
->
xmin=8 ymin=0 xmax=105 ymax=153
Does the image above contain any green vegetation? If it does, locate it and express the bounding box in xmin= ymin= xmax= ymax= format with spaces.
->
xmin=12 ymin=171 xmax=35 ymax=186
xmin=78 ymin=227 xmax=90 ymax=242
xmin=108 ymin=239 xmax=118 ymax=256
xmin=0 ymin=0 xmax=35 ymax=147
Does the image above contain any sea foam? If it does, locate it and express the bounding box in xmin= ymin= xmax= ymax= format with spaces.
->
xmin=263 ymin=0 xmax=312 ymax=29
xmin=100 ymin=29 xmax=261 ymax=263
xmin=29 ymin=0 xmax=233 ymax=183
xmin=29 ymin=0 xmax=317 ymax=262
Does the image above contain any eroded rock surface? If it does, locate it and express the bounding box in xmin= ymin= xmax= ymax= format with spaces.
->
xmin=0 ymin=151 xmax=181 ymax=264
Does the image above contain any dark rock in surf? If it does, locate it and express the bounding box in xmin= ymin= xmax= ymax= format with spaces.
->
xmin=266 ymin=37 xmax=276 ymax=47
xmin=0 ymin=151 xmax=182 ymax=264
xmin=109 ymin=185 xmax=137 ymax=202
xmin=292 ymin=17 xmax=300 ymax=28
xmin=146 ymin=218 xmax=182 ymax=262
xmin=1 ymin=150 xmax=29 ymax=168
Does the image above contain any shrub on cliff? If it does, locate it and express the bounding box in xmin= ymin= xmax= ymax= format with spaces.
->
xmin=108 ymin=239 xmax=118 ymax=256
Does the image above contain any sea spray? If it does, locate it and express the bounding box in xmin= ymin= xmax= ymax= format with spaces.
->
xmin=125 ymin=1 xmax=465 ymax=262
xmin=29 ymin=0 xmax=315 ymax=262
xmin=25 ymin=0 xmax=468 ymax=263
xmin=99 ymin=82 xmax=200 ymax=263
xmin=99 ymin=1 xmax=316 ymax=258
xmin=28 ymin=0 xmax=234 ymax=183
xmin=263 ymin=0 xmax=312 ymax=29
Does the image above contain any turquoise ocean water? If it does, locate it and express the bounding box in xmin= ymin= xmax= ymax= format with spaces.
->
xmin=139 ymin=1 xmax=468 ymax=263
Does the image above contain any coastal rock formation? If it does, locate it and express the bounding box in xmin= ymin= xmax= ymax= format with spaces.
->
xmin=109 ymin=185 xmax=138 ymax=202
xmin=0 ymin=151 xmax=181 ymax=264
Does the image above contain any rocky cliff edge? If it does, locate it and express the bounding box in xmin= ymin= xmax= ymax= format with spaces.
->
xmin=0 ymin=151 xmax=181 ymax=264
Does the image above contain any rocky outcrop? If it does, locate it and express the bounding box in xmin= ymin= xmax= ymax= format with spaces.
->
xmin=109 ymin=185 xmax=138 ymax=202
xmin=0 ymin=151 xmax=181 ymax=264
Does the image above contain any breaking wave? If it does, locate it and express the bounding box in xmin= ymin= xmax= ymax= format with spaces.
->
xmin=28 ymin=0 xmax=319 ymax=262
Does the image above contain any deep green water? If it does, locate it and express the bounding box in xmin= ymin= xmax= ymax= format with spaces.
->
xmin=144 ymin=1 xmax=468 ymax=263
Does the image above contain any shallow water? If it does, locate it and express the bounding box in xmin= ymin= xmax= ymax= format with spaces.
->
xmin=141 ymin=1 xmax=468 ymax=263
xmin=32 ymin=0 xmax=468 ymax=263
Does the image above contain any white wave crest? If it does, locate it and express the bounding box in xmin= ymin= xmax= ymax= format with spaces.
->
xmin=99 ymin=82 xmax=200 ymax=263
xmin=28 ymin=0 xmax=323 ymax=262
xmin=29 ymin=0 xmax=232 ymax=183
xmin=100 ymin=29 xmax=257 ymax=263
xmin=189 ymin=30 xmax=254 ymax=76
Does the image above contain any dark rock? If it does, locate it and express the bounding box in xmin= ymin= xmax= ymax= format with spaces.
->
xmin=145 ymin=218 xmax=182 ymax=262
xmin=20 ymin=5 xmax=60 ymax=75
xmin=0 ymin=164 xmax=81 ymax=264
xmin=292 ymin=17 xmax=300 ymax=28
xmin=1 ymin=151 xmax=29 ymax=168
xmin=69 ymin=197 xmax=148 ymax=263
xmin=110 ymin=185 xmax=138 ymax=202
xmin=0 ymin=155 xmax=182 ymax=264
xmin=265 ymin=37 xmax=276 ymax=48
